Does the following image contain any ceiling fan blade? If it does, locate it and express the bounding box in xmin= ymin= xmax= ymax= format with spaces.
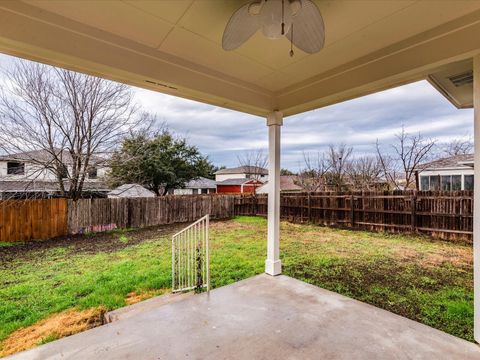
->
xmin=286 ymin=0 xmax=325 ymax=54
xmin=222 ymin=2 xmax=261 ymax=51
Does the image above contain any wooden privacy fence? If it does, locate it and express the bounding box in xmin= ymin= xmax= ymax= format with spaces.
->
xmin=235 ymin=191 xmax=474 ymax=242
xmin=0 ymin=195 xmax=236 ymax=242
xmin=0 ymin=198 xmax=68 ymax=242
xmin=0 ymin=191 xmax=474 ymax=242
xmin=68 ymin=195 xmax=236 ymax=234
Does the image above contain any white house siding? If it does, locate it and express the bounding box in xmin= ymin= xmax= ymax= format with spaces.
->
xmin=0 ymin=160 xmax=108 ymax=181
xmin=0 ymin=161 xmax=56 ymax=180
xmin=215 ymin=173 xmax=247 ymax=182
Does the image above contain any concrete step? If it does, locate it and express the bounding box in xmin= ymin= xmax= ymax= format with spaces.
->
xmin=104 ymin=291 xmax=194 ymax=323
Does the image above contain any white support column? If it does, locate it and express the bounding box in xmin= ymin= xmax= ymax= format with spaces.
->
xmin=265 ymin=111 xmax=283 ymax=276
xmin=474 ymin=54 xmax=480 ymax=343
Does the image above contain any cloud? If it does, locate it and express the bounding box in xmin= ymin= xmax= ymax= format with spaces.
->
xmin=135 ymin=80 xmax=473 ymax=170
xmin=0 ymin=54 xmax=473 ymax=170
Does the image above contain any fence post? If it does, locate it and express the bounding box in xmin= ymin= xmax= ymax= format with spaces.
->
xmin=308 ymin=192 xmax=312 ymax=223
xmin=411 ymin=193 xmax=417 ymax=233
xmin=350 ymin=194 xmax=355 ymax=228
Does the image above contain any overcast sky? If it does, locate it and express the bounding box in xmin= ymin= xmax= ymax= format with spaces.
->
xmin=0 ymin=53 xmax=473 ymax=171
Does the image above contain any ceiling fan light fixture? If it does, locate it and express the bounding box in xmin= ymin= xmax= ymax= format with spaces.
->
xmin=261 ymin=0 xmax=292 ymax=40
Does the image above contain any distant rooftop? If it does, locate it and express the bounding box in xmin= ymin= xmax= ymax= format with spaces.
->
xmin=418 ymin=154 xmax=474 ymax=170
xmin=214 ymin=166 xmax=268 ymax=176
xmin=0 ymin=149 xmax=106 ymax=165
xmin=257 ymin=176 xmax=303 ymax=193
xmin=216 ymin=178 xmax=263 ymax=186
xmin=108 ymin=184 xmax=155 ymax=198
xmin=184 ymin=177 xmax=216 ymax=189
xmin=0 ymin=180 xmax=109 ymax=193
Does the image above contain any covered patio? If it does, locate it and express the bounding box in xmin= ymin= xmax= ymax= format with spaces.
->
xmin=8 ymin=275 xmax=480 ymax=359
xmin=1 ymin=0 xmax=480 ymax=357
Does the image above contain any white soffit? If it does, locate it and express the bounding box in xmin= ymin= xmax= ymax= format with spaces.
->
xmin=428 ymin=59 xmax=473 ymax=109
xmin=0 ymin=1 xmax=479 ymax=117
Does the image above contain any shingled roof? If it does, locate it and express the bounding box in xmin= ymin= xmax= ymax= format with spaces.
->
xmin=216 ymin=178 xmax=263 ymax=186
xmin=108 ymin=184 xmax=155 ymax=198
xmin=257 ymin=176 xmax=303 ymax=193
xmin=0 ymin=149 xmax=106 ymax=165
xmin=0 ymin=180 xmax=110 ymax=193
xmin=214 ymin=166 xmax=268 ymax=176
xmin=184 ymin=177 xmax=216 ymax=189
xmin=418 ymin=154 xmax=474 ymax=170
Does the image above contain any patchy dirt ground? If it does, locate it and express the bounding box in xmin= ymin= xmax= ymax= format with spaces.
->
xmin=0 ymin=223 xmax=187 ymax=268
xmin=0 ymin=307 xmax=105 ymax=358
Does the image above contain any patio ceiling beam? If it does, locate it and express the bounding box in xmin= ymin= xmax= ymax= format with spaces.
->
xmin=0 ymin=1 xmax=275 ymax=117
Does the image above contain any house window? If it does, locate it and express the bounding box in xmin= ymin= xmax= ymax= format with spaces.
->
xmin=452 ymin=175 xmax=462 ymax=190
xmin=441 ymin=176 xmax=452 ymax=191
xmin=422 ymin=174 xmax=469 ymax=191
xmin=420 ymin=176 xmax=429 ymax=190
xmin=201 ymin=188 xmax=208 ymax=194
xmin=429 ymin=176 xmax=440 ymax=191
xmin=465 ymin=175 xmax=474 ymax=191
xmin=7 ymin=162 xmax=25 ymax=175
xmin=87 ymin=167 xmax=98 ymax=179
xmin=59 ymin=164 xmax=69 ymax=179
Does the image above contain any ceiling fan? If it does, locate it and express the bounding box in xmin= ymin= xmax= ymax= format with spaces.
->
xmin=222 ymin=0 xmax=325 ymax=57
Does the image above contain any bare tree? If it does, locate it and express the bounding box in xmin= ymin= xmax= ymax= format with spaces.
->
xmin=325 ymin=144 xmax=353 ymax=190
xmin=297 ymin=151 xmax=330 ymax=192
xmin=376 ymin=127 xmax=436 ymax=190
xmin=346 ymin=155 xmax=384 ymax=191
xmin=236 ymin=149 xmax=268 ymax=198
xmin=442 ymin=137 xmax=473 ymax=156
xmin=0 ymin=61 xmax=140 ymax=200
xmin=237 ymin=149 xmax=268 ymax=189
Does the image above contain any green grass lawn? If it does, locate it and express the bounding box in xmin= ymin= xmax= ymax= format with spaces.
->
xmin=0 ymin=216 xmax=473 ymax=355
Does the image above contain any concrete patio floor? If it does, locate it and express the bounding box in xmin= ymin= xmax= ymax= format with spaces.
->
xmin=8 ymin=274 xmax=480 ymax=360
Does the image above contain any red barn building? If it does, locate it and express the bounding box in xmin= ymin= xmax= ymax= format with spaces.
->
xmin=216 ymin=178 xmax=264 ymax=194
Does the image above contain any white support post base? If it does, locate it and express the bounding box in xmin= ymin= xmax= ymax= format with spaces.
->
xmin=265 ymin=259 xmax=282 ymax=275
xmin=474 ymin=54 xmax=480 ymax=343
xmin=265 ymin=111 xmax=283 ymax=276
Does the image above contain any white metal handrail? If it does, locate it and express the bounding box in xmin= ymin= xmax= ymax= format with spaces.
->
xmin=172 ymin=214 xmax=210 ymax=293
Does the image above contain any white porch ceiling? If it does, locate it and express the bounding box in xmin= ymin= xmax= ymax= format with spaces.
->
xmin=0 ymin=0 xmax=479 ymax=116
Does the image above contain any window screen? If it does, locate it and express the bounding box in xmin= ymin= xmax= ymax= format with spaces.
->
xmin=430 ymin=176 xmax=440 ymax=191
xmin=452 ymin=175 xmax=462 ymax=191
xmin=420 ymin=176 xmax=429 ymax=191
xmin=441 ymin=176 xmax=451 ymax=191
xmin=464 ymin=175 xmax=474 ymax=191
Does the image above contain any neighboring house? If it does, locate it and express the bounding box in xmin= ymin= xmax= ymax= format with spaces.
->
xmin=216 ymin=178 xmax=263 ymax=194
xmin=214 ymin=166 xmax=268 ymax=182
xmin=256 ymin=176 xmax=303 ymax=194
xmin=417 ymin=154 xmax=474 ymax=191
xmin=0 ymin=149 xmax=108 ymax=181
xmin=0 ymin=149 xmax=109 ymax=199
xmin=108 ymin=184 xmax=156 ymax=198
xmin=173 ymin=177 xmax=217 ymax=195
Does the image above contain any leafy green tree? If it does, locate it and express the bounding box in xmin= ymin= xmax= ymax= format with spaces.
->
xmin=108 ymin=130 xmax=215 ymax=195
xmin=280 ymin=168 xmax=295 ymax=176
